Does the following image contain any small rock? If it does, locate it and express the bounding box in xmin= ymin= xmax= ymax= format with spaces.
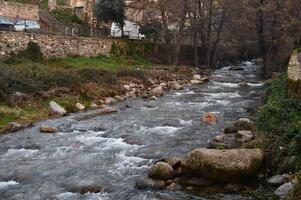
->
xmin=171 ymin=83 xmax=183 ymax=90
xmin=202 ymin=112 xmax=217 ymax=124
xmin=166 ymin=182 xmax=178 ymax=190
xmin=123 ymin=85 xmax=131 ymax=91
xmin=0 ymin=122 xmax=23 ymax=134
xmin=40 ymin=125 xmax=57 ymax=133
xmin=76 ymin=103 xmax=85 ymax=110
xmin=136 ymin=178 xmax=165 ymax=189
xmin=191 ymin=80 xmax=203 ymax=85
xmin=149 ymin=96 xmax=158 ymax=101
xmin=100 ymin=108 xmax=117 ymax=115
xmin=225 ymin=183 xmax=242 ymax=192
xmin=68 ymin=180 xmax=103 ymax=194
xmin=268 ymin=174 xmax=290 ymax=186
xmin=90 ymin=103 xmax=98 ymax=109
xmin=148 ymin=162 xmax=175 ymax=180
xmin=193 ymin=75 xmax=202 ymax=80
xmin=274 ymin=180 xmax=296 ymax=199
xmin=239 ymin=81 xmax=249 ymax=87
xmin=49 ymin=101 xmax=67 ymax=116
xmin=160 ymin=82 xmax=167 ymax=89
xmin=201 ymin=76 xmax=209 ymax=82
xmin=104 ymin=97 xmax=117 ymax=105
xmin=150 ymin=86 xmax=163 ymax=97
xmin=114 ymin=95 xmax=124 ymax=102
xmin=213 ymin=134 xmax=226 ymax=142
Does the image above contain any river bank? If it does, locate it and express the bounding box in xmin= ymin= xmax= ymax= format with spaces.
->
xmin=0 ymin=53 xmax=207 ymax=133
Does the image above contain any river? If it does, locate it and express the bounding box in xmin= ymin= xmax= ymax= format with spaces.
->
xmin=0 ymin=61 xmax=265 ymax=200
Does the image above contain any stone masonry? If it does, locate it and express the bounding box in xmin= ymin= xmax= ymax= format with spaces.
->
xmin=0 ymin=31 xmax=113 ymax=58
xmin=0 ymin=0 xmax=39 ymax=20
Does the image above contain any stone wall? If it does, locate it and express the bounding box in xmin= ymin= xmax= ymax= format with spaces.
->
xmin=288 ymin=50 xmax=301 ymax=99
xmin=0 ymin=31 xmax=112 ymax=58
xmin=0 ymin=0 xmax=39 ymax=20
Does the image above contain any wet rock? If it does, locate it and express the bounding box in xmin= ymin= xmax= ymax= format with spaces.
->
xmin=150 ymin=86 xmax=163 ymax=97
xmin=268 ymin=174 xmax=290 ymax=186
xmin=184 ymin=177 xmax=213 ymax=187
xmin=162 ymin=157 xmax=183 ymax=169
xmin=68 ymin=180 xmax=103 ymax=194
xmin=171 ymin=83 xmax=183 ymax=90
xmin=182 ymin=148 xmax=264 ymax=182
xmin=229 ymin=66 xmax=244 ymax=71
xmin=49 ymin=101 xmax=67 ymax=116
xmin=274 ymin=180 xmax=296 ymax=199
xmin=208 ymin=134 xmax=239 ymax=149
xmin=239 ymin=81 xmax=249 ymax=87
xmin=76 ymin=103 xmax=85 ymax=110
xmin=202 ymin=112 xmax=217 ymax=124
xmin=100 ymin=108 xmax=117 ymax=115
xmin=235 ymin=130 xmax=255 ymax=143
xmin=191 ymin=80 xmax=203 ymax=85
xmin=90 ymin=103 xmax=98 ymax=109
xmin=166 ymin=182 xmax=178 ymax=190
xmin=149 ymin=96 xmax=158 ymax=101
xmin=224 ymin=126 xmax=238 ymax=134
xmin=40 ymin=125 xmax=58 ymax=133
xmin=104 ymin=97 xmax=117 ymax=105
xmin=0 ymin=122 xmax=23 ymax=134
xmin=148 ymin=162 xmax=175 ymax=180
xmin=225 ymin=183 xmax=242 ymax=192
xmin=136 ymin=177 xmax=165 ymax=189
xmin=114 ymin=95 xmax=124 ymax=102
xmin=234 ymin=118 xmax=256 ymax=131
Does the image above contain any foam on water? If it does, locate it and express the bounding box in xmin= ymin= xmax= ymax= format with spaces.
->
xmin=203 ymin=92 xmax=240 ymax=99
xmin=0 ymin=180 xmax=19 ymax=189
xmin=212 ymin=81 xmax=239 ymax=88
xmin=2 ymin=148 xmax=39 ymax=158
xmin=139 ymin=126 xmax=182 ymax=136
xmin=178 ymin=119 xmax=193 ymax=126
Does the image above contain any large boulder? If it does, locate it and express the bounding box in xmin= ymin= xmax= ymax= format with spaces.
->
xmin=150 ymin=86 xmax=163 ymax=97
xmin=181 ymin=148 xmax=264 ymax=182
xmin=148 ymin=162 xmax=175 ymax=180
xmin=49 ymin=101 xmax=67 ymax=116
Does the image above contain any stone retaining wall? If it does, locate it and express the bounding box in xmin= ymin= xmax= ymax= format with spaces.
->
xmin=0 ymin=31 xmax=112 ymax=58
xmin=288 ymin=50 xmax=301 ymax=99
xmin=0 ymin=0 xmax=39 ymax=20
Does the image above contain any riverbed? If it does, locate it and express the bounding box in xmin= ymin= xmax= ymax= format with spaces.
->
xmin=0 ymin=61 xmax=265 ymax=200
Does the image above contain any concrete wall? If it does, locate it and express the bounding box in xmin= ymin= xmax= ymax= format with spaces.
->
xmin=0 ymin=31 xmax=112 ymax=58
xmin=288 ymin=50 xmax=301 ymax=99
xmin=0 ymin=0 xmax=39 ymax=20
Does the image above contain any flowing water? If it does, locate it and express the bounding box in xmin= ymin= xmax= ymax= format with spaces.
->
xmin=0 ymin=62 xmax=265 ymax=200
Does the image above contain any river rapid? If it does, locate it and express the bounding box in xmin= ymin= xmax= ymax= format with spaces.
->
xmin=0 ymin=61 xmax=265 ymax=200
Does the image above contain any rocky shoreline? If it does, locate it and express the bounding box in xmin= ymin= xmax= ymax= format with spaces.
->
xmin=136 ymin=116 xmax=296 ymax=199
xmin=0 ymin=66 xmax=209 ymax=135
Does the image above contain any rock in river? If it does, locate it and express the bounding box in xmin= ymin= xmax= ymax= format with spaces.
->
xmin=234 ymin=118 xmax=256 ymax=131
xmin=49 ymin=101 xmax=67 ymax=116
xmin=150 ymin=86 xmax=163 ymax=97
xmin=40 ymin=125 xmax=58 ymax=133
xmin=0 ymin=122 xmax=23 ymax=134
xmin=67 ymin=179 xmax=103 ymax=194
xmin=136 ymin=177 xmax=166 ymax=189
xmin=148 ymin=162 xmax=175 ymax=180
xmin=181 ymin=148 xmax=264 ymax=182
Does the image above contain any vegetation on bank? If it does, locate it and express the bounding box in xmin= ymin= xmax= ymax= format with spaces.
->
xmin=248 ymin=72 xmax=301 ymax=199
xmin=0 ymin=42 xmax=153 ymax=127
